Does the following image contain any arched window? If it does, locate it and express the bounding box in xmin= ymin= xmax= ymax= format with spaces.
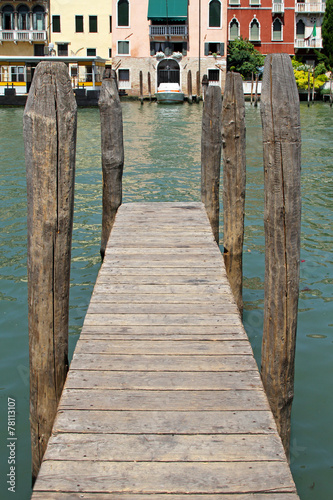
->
xmin=33 ymin=6 xmax=45 ymax=31
xmin=296 ymin=19 xmax=305 ymax=39
xmin=250 ymin=19 xmax=260 ymax=41
xmin=272 ymin=18 xmax=282 ymax=41
xmin=229 ymin=18 xmax=239 ymax=41
xmin=3 ymin=5 xmax=14 ymax=30
xmin=18 ymin=5 xmax=30 ymax=30
xmin=209 ymin=0 xmax=221 ymax=28
xmin=118 ymin=0 xmax=129 ymax=27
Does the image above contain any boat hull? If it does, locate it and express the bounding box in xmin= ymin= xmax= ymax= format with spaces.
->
xmin=156 ymin=92 xmax=184 ymax=104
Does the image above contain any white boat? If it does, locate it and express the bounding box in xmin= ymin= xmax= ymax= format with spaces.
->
xmin=156 ymin=82 xmax=184 ymax=104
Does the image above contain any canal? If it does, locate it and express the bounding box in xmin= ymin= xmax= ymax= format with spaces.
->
xmin=0 ymin=101 xmax=332 ymax=499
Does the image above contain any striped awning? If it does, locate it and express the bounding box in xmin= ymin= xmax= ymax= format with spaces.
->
xmin=147 ymin=0 xmax=188 ymax=21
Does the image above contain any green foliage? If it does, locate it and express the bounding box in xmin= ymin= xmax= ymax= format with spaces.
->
xmin=322 ymin=0 xmax=333 ymax=68
xmin=293 ymin=70 xmax=328 ymax=91
xmin=227 ymin=37 xmax=265 ymax=79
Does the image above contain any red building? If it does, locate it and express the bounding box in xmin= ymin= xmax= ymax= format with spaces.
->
xmin=227 ymin=0 xmax=295 ymax=56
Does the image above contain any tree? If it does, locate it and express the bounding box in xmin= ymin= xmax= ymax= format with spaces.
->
xmin=322 ymin=0 xmax=333 ymax=68
xmin=227 ymin=37 xmax=265 ymax=79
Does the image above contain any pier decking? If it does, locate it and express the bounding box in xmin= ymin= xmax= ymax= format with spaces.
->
xmin=32 ymin=202 xmax=299 ymax=499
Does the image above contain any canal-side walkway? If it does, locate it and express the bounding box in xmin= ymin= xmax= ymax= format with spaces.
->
xmin=31 ymin=202 xmax=299 ymax=498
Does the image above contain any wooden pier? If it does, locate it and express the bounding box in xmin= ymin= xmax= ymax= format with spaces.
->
xmin=32 ymin=202 xmax=299 ymax=499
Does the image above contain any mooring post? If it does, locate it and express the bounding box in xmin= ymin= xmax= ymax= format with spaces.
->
xmin=222 ymin=72 xmax=246 ymax=316
xmin=201 ymin=85 xmax=222 ymax=244
xmin=260 ymin=53 xmax=301 ymax=458
xmin=312 ymin=69 xmax=315 ymax=104
xmin=23 ymin=61 xmax=77 ymax=482
xmin=202 ymin=74 xmax=209 ymax=101
xmin=98 ymin=69 xmax=124 ymax=259
xmin=307 ymin=69 xmax=311 ymax=107
xmin=196 ymin=70 xmax=200 ymax=101
xmin=330 ymin=76 xmax=332 ymax=107
xmin=187 ymin=69 xmax=192 ymax=103
xmin=254 ymin=73 xmax=259 ymax=107
xmin=139 ymin=70 xmax=144 ymax=105
xmin=251 ymin=72 xmax=254 ymax=105
xmin=148 ymin=71 xmax=152 ymax=102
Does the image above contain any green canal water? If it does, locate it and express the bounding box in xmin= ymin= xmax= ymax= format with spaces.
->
xmin=0 ymin=101 xmax=332 ymax=499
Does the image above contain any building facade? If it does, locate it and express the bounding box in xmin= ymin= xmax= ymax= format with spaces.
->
xmin=112 ymin=0 xmax=228 ymax=96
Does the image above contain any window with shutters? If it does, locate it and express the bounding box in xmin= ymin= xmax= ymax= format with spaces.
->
xmin=249 ymin=19 xmax=260 ymax=41
xmin=209 ymin=0 xmax=221 ymax=28
xmin=118 ymin=0 xmax=129 ymax=27
xmin=52 ymin=16 xmax=61 ymax=33
xmin=76 ymin=16 xmax=84 ymax=33
xmin=272 ymin=18 xmax=282 ymax=41
xmin=118 ymin=40 xmax=130 ymax=55
xmin=204 ymin=42 xmax=224 ymax=56
xmin=89 ymin=16 xmax=98 ymax=33
xmin=229 ymin=19 xmax=239 ymax=40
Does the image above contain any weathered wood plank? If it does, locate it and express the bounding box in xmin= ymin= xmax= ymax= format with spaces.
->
xmin=65 ymin=370 xmax=262 ymax=390
xmin=69 ymin=354 xmax=257 ymax=372
xmin=90 ymin=292 xmax=232 ymax=303
xmin=74 ymin=340 xmax=252 ymax=356
xmin=54 ymin=409 xmax=278 ymax=435
xmin=83 ymin=313 xmax=242 ymax=326
xmin=32 ymin=461 xmax=296 ymax=494
xmin=59 ymin=389 xmax=269 ymax=411
xmin=44 ymin=433 xmax=285 ymax=462
xmin=32 ymin=494 xmax=300 ymax=499
xmin=87 ymin=303 xmax=239 ymax=315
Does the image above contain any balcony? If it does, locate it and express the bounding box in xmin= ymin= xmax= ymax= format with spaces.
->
xmin=272 ymin=2 xmax=285 ymax=13
xmin=295 ymin=2 xmax=326 ymax=13
xmin=0 ymin=30 xmax=47 ymax=43
xmin=295 ymin=38 xmax=323 ymax=49
xmin=149 ymin=25 xmax=188 ymax=37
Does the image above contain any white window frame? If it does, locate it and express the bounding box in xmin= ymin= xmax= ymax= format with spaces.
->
xmin=117 ymin=40 xmax=130 ymax=56
xmin=272 ymin=17 xmax=283 ymax=41
xmin=208 ymin=0 xmax=222 ymax=29
xmin=117 ymin=0 xmax=130 ymax=28
xmin=118 ymin=68 xmax=131 ymax=89
xmin=229 ymin=17 xmax=240 ymax=41
xmin=249 ymin=17 xmax=261 ymax=42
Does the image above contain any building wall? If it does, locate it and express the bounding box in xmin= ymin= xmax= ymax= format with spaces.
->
xmin=50 ymin=0 xmax=112 ymax=60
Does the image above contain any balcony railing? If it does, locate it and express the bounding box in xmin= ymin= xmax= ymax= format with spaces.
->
xmin=149 ymin=25 xmax=188 ymax=37
xmin=295 ymin=38 xmax=323 ymax=48
xmin=272 ymin=2 xmax=285 ymax=13
xmin=295 ymin=2 xmax=326 ymax=13
xmin=0 ymin=30 xmax=47 ymax=43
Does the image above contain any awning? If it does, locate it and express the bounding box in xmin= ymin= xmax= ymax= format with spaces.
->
xmin=147 ymin=0 xmax=188 ymax=21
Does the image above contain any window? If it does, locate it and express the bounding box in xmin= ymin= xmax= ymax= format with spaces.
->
xmin=11 ymin=67 xmax=25 ymax=83
xmin=75 ymin=16 xmax=84 ymax=33
xmin=3 ymin=6 xmax=14 ymax=30
xmin=118 ymin=40 xmax=130 ymax=54
xmin=272 ymin=18 xmax=282 ymax=41
xmin=58 ymin=43 xmax=68 ymax=56
xmin=109 ymin=48 xmax=112 ymax=58
xmin=250 ymin=19 xmax=260 ymax=41
xmin=89 ymin=16 xmax=98 ymax=33
xmin=52 ymin=16 xmax=61 ymax=33
xmin=296 ymin=19 xmax=305 ymax=39
xmin=209 ymin=0 xmax=221 ymax=28
xmin=34 ymin=44 xmax=45 ymax=56
xmin=118 ymin=0 xmax=129 ymax=27
xmin=204 ymin=42 xmax=224 ymax=56
xmin=229 ymin=19 xmax=239 ymax=40
xmin=118 ymin=69 xmax=130 ymax=89
xmin=208 ymin=69 xmax=220 ymax=84
xmin=109 ymin=16 xmax=112 ymax=32
xmin=87 ymin=48 xmax=96 ymax=56
xmin=250 ymin=0 xmax=260 ymax=4
xmin=18 ymin=6 xmax=30 ymax=30
xmin=33 ymin=6 xmax=45 ymax=31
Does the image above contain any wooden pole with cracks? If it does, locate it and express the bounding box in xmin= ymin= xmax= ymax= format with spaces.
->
xmin=98 ymin=69 xmax=124 ymax=259
xmin=222 ymin=72 xmax=246 ymax=316
xmin=260 ymin=53 xmax=301 ymax=458
xmin=23 ymin=61 xmax=77 ymax=482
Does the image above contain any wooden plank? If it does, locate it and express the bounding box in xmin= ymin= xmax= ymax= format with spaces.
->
xmin=54 ymin=409 xmax=278 ymax=435
xmin=69 ymin=354 xmax=258 ymax=372
xmin=32 ymin=493 xmax=300 ymax=499
xmin=65 ymin=370 xmax=262 ymax=390
xmin=43 ymin=433 xmax=286 ymax=462
xmin=74 ymin=340 xmax=252 ymax=355
xmin=96 ymin=275 xmax=226 ymax=284
xmin=83 ymin=313 xmax=242 ymax=325
xmin=90 ymin=284 xmax=232 ymax=294
xmin=90 ymin=292 xmax=232 ymax=303
xmin=59 ymin=389 xmax=269 ymax=411
xmin=32 ymin=461 xmax=296 ymax=494
xmin=87 ymin=303 xmax=240 ymax=315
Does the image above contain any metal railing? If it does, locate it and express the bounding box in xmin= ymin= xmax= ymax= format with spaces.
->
xmin=295 ymin=2 xmax=326 ymax=13
xmin=149 ymin=25 xmax=188 ymax=37
xmin=294 ymin=37 xmax=323 ymax=48
xmin=0 ymin=30 xmax=47 ymax=43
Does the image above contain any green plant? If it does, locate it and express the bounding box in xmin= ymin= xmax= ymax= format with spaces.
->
xmin=227 ymin=37 xmax=265 ymax=79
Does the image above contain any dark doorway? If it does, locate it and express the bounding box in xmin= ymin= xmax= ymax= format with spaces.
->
xmin=157 ymin=59 xmax=180 ymax=87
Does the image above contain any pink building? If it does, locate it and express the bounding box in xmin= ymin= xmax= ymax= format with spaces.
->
xmin=112 ymin=0 xmax=228 ymax=96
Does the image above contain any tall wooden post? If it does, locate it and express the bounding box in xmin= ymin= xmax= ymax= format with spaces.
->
xmin=260 ymin=53 xmax=301 ymax=458
xmin=148 ymin=71 xmax=152 ymax=101
xmin=307 ymin=69 xmax=311 ymax=106
xmin=201 ymin=85 xmax=222 ymax=244
xmin=187 ymin=69 xmax=192 ymax=103
xmin=139 ymin=70 xmax=144 ymax=105
xmin=251 ymin=72 xmax=254 ymax=105
xmin=312 ymin=69 xmax=315 ymax=104
xmin=196 ymin=70 xmax=200 ymax=100
xmin=23 ymin=61 xmax=77 ymax=482
xmin=222 ymin=72 xmax=246 ymax=315
xmin=330 ymin=76 xmax=332 ymax=107
xmin=254 ymin=73 xmax=259 ymax=107
xmin=98 ymin=69 xmax=124 ymax=259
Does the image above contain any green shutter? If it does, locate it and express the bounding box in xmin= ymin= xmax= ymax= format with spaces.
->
xmin=209 ymin=0 xmax=221 ymax=28
xmin=118 ymin=0 xmax=129 ymax=26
